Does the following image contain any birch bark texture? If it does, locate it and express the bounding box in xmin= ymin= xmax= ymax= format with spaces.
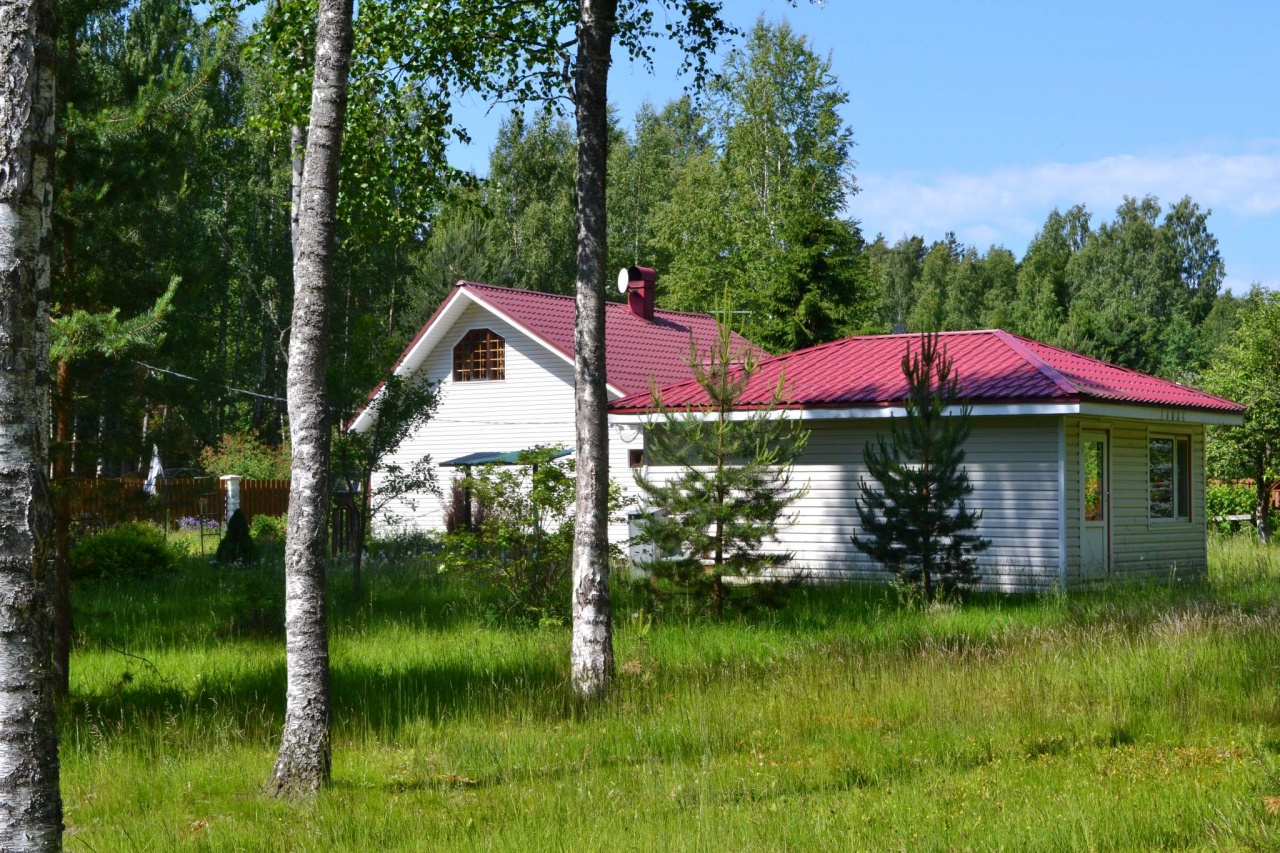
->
xmin=569 ymin=0 xmax=617 ymax=699
xmin=0 ymin=0 xmax=62 ymax=848
xmin=271 ymin=0 xmax=353 ymax=796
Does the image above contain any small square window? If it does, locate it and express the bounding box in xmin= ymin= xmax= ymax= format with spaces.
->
xmin=628 ymin=449 xmax=644 ymax=469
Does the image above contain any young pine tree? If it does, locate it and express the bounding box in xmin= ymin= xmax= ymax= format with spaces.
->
xmin=854 ymin=333 xmax=988 ymax=598
xmin=634 ymin=312 xmax=809 ymax=619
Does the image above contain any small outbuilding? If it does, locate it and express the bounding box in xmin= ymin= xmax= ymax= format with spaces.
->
xmin=609 ymin=330 xmax=1245 ymax=591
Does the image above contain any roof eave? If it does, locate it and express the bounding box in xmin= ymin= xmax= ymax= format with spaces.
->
xmin=609 ymin=397 xmax=1245 ymax=426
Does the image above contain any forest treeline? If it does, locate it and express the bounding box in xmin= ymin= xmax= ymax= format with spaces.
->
xmin=59 ymin=3 xmax=1242 ymax=475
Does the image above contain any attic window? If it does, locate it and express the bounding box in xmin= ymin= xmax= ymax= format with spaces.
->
xmin=453 ymin=328 xmax=505 ymax=382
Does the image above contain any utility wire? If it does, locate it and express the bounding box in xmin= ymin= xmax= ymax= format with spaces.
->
xmin=133 ymin=360 xmax=288 ymax=403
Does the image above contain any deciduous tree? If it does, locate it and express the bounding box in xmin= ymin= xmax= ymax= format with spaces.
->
xmin=335 ymin=373 xmax=439 ymax=597
xmin=0 ymin=0 xmax=62 ymax=847
xmin=568 ymin=0 xmax=617 ymax=700
xmin=270 ymin=0 xmax=353 ymax=796
xmin=1203 ymin=287 xmax=1280 ymax=544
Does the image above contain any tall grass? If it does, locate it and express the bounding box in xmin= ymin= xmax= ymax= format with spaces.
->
xmin=59 ymin=538 xmax=1280 ymax=850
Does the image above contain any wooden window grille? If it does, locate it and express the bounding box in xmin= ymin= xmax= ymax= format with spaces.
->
xmin=453 ymin=328 xmax=506 ymax=381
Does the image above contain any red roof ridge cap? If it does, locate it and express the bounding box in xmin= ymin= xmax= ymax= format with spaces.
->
xmin=990 ymin=330 xmax=1080 ymax=399
xmin=458 ymin=280 xmax=738 ymax=323
xmin=1004 ymin=330 xmax=1154 ymax=378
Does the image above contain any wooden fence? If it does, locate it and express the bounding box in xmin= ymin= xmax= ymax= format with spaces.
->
xmin=240 ymin=479 xmax=291 ymax=520
xmin=58 ymin=476 xmax=364 ymax=554
xmin=60 ymin=476 xmax=293 ymax=529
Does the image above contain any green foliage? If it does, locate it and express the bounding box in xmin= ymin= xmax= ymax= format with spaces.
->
xmin=1205 ymin=483 xmax=1258 ymax=535
xmin=222 ymin=567 xmax=284 ymax=637
xmin=483 ymin=110 xmax=581 ymax=296
xmin=334 ymin=373 xmax=440 ymax=577
xmin=854 ymin=334 xmax=989 ymax=598
xmin=198 ymin=431 xmax=291 ymax=479
xmin=54 ymin=0 xmax=238 ymax=472
xmin=1202 ymin=286 xmax=1280 ymax=541
xmin=51 ymin=277 xmax=178 ymax=363
xmin=437 ymin=448 xmax=581 ymax=624
xmin=867 ymin=196 xmax=1228 ymax=382
xmin=215 ymin=509 xmax=257 ymax=565
xmin=70 ymin=521 xmax=177 ymax=581
xmin=655 ymin=18 xmax=871 ymax=351
xmin=634 ymin=309 xmax=809 ymax=618
xmin=249 ymin=513 xmax=286 ymax=541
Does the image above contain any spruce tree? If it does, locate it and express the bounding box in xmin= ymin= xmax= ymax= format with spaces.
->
xmin=634 ymin=310 xmax=809 ymax=618
xmin=854 ymin=333 xmax=988 ymax=598
xmin=216 ymin=508 xmax=257 ymax=565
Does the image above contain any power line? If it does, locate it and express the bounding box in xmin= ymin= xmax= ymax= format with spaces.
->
xmin=133 ymin=360 xmax=288 ymax=403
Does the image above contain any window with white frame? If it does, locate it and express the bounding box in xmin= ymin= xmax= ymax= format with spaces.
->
xmin=1148 ymin=435 xmax=1191 ymax=520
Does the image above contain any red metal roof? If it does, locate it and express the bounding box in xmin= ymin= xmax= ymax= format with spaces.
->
xmin=376 ymin=281 xmax=757 ymax=401
xmin=452 ymin=281 xmax=756 ymax=396
xmin=608 ymin=329 xmax=1244 ymax=414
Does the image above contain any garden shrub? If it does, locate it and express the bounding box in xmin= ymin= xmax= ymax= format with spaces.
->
xmin=1207 ymin=482 xmax=1279 ymax=536
xmin=439 ymin=447 xmax=626 ymax=625
xmin=70 ymin=522 xmax=177 ymax=581
xmin=223 ymin=570 xmax=284 ymax=637
xmin=249 ymin=513 xmax=286 ymax=541
xmin=198 ymin=430 xmax=291 ymax=479
xmin=216 ymin=509 xmax=257 ymax=564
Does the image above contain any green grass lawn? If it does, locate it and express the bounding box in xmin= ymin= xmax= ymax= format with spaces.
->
xmin=61 ymin=537 xmax=1280 ymax=851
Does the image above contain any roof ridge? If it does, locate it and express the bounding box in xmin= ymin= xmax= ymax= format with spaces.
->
xmin=459 ymin=280 xmax=742 ymax=322
xmin=990 ymin=330 xmax=1081 ymax=398
xmin=996 ymin=332 xmax=1243 ymax=410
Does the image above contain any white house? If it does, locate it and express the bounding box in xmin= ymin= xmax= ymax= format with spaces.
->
xmin=608 ymin=330 xmax=1246 ymax=591
xmin=352 ymin=270 xmax=752 ymax=540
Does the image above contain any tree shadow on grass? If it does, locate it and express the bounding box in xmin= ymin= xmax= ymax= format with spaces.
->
xmin=66 ymin=651 xmax=573 ymax=748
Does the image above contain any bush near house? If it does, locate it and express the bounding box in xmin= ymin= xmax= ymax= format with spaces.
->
xmin=249 ymin=513 xmax=287 ymax=541
xmin=69 ymin=521 xmax=178 ymax=581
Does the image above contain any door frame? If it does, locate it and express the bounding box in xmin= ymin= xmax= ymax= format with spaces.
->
xmin=1080 ymin=428 xmax=1111 ymax=578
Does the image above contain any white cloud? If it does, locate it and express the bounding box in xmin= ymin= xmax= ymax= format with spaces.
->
xmin=855 ymin=148 xmax=1280 ymax=250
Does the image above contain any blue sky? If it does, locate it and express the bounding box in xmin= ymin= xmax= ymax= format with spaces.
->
xmin=442 ymin=0 xmax=1280 ymax=293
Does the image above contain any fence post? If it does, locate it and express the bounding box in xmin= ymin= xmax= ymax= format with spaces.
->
xmin=220 ymin=475 xmax=243 ymax=522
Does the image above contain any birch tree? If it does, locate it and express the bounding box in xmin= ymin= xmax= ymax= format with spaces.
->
xmin=270 ymin=0 xmax=353 ymax=796
xmin=568 ymin=0 xmax=618 ymax=699
xmin=0 ymin=0 xmax=62 ymax=847
xmin=563 ymin=0 xmax=734 ymax=699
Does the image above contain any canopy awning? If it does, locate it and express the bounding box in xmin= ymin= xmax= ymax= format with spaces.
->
xmin=439 ymin=448 xmax=573 ymax=467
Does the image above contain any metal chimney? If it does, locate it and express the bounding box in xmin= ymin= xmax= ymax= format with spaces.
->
xmin=625 ymin=265 xmax=656 ymax=321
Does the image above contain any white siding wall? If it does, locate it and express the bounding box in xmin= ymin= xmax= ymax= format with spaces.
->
xmin=634 ymin=416 xmax=1064 ymax=592
xmin=1065 ymin=416 xmax=1207 ymax=582
xmin=374 ymin=302 xmax=578 ymax=533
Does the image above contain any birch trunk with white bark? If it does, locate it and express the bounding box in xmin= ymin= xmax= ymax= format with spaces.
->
xmin=271 ymin=0 xmax=353 ymax=796
xmin=290 ymin=123 xmax=305 ymax=260
xmin=0 ymin=0 xmax=62 ymax=847
xmin=569 ymin=0 xmax=617 ymax=700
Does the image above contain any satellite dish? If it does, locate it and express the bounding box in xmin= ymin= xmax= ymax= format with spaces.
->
xmin=617 ymin=267 xmax=631 ymax=295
